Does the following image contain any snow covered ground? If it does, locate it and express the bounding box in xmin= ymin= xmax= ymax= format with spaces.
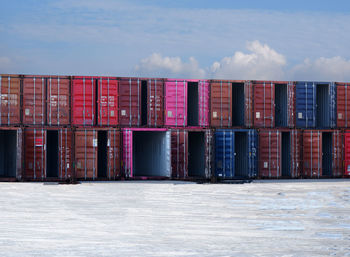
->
xmin=0 ymin=180 xmax=349 ymax=256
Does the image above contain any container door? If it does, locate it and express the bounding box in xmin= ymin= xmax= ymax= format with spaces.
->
xmin=148 ymin=79 xmax=164 ymax=127
xmin=72 ymin=78 xmax=95 ymax=126
xmin=336 ymin=84 xmax=350 ymax=127
xmin=16 ymin=129 xmax=23 ymax=179
xmin=204 ymin=130 xmax=212 ymax=179
xmin=122 ymin=129 xmax=133 ymax=177
xmin=215 ymin=130 xmax=234 ymax=179
xmin=108 ymin=129 xmax=120 ymax=179
xmin=244 ymin=81 xmax=253 ymax=127
xmin=344 ymin=131 xmax=350 ymax=176
xmin=290 ymin=130 xmax=301 ymax=178
xmin=23 ymin=77 xmax=46 ymax=125
xmin=329 ymin=82 xmax=337 ymax=128
xmin=210 ymin=81 xmax=231 ymax=127
xmin=198 ymin=80 xmax=210 ymax=127
xmin=171 ymin=130 xmax=188 ymax=178
xmin=58 ymin=128 xmax=72 ymax=179
xmin=287 ymin=82 xmax=295 ymax=127
xmin=25 ymin=129 xmax=46 ymax=179
xmin=75 ymin=130 xmax=97 ymax=179
xmin=247 ymin=130 xmax=258 ymax=178
xmin=119 ymin=79 xmax=140 ymax=126
xmin=253 ymin=82 xmax=275 ymax=128
xmin=47 ymin=77 xmax=70 ymax=126
xmin=332 ymin=131 xmax=343 ymax=177
xmin=303 ymin=131 xmax=322 ymax=177
xmin=97 ymin=78 xmax=118 ymax=126
xmin=165 ymin=80 xmax=187 ymax=127
xmin=259 ymin=131 xmax=281 ymax=178
xmin=296 ymin=82 xmax=316 ymax=128
xmin=0 ymin=75 xmax=21 ymax=125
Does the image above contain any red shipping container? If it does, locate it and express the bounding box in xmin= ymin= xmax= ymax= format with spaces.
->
xmin=171 ymin=128 xmax=212 ymax=179
xmin=210 ymin=80 xmax=253 ymax=128
xmin=24 ymin=128 xmax=72 ymax=180
xmin=72 ymin=77 xmax=95 ymax=126
xmin=119 ymin=77 xmax=164 ymax=127
xmin=23 ymin=75 xmax=46 ymax=125
xmin=303 ymin=130 xmax=342 ymax=178
xmin=336 ymin=83 xmax=350 ymax=127
xmin=0 ymin=75 xmax=21 ymax=125
xmin=97 ymin=77 xmax=119 ymax=126
xmin=259 ymin=129 xmax=301 ymax=178
xmin=47 ymin=76 xmax=70 ymax=126
xmin=344 ymin=130 xmax=350 ymax=176
xmin=75 ymin=128 xmax=120 ymax=180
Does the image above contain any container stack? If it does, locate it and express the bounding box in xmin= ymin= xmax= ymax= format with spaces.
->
xmin=0 ymin=74 xmax=349 ymax=182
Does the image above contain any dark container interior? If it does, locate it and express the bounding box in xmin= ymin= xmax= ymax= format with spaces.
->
xmin=316 ymin=84 xmax=330 ymax=128
xmin=281 ymin=132 xmax=291 ymax=177
xmin=46 ymin=130 xmax=58 ymax=177
xmin=187 ymin=82 xmax=199 ymax=126
xmin=141 ymin=80 xmax=148 ymax=126
xmin=98 ymin=131 xmax=108 ymax=177
xmin=235 ymin=132 xmax=248 ymax=177
xmin=188 ymin=132 xmax=205 ymax=177
xmin=322 ymin=132 xmax=332 ymax=176
xmin=275 ymin=84 xmax=288 ymax=127
xmin=232 ymin=83 xmax=245 ymax=126
xmin=0 ymin=130 xmax=17 ymax=177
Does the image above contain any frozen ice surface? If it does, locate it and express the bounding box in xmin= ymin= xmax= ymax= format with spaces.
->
xmin=0 ymin=179 xmax=349 ymax=256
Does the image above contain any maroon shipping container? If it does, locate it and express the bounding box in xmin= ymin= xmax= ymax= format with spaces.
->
xmin=0 ymin=127 xmax=22 ymax=180
xmin=259 ymin=129 xmax=301 ymax=178
xmin=119 ymin=77 xmax=164 ymax=127
xmin=254 ymin=81 xmax=295 ymax=128
xmin=302 ymin=130 xmax=343 ymax=178
xmin=210 ymin=80 xmax=253 ymax=128
xmin=97 ymin=77 xmax=119 ymax=126
xmin=24 ymin=128 xmax=73 ymax=180
xmin=47 ymin=76 xmax=70 ymax=126
xmin=171 ymin=128 xmax=212 ymax=179
xmin=0 ymin=75 xmax=21 ymax=125
xmin=336 ymin=82 xmax=350 ymax=127
xmin=75 ymin=128 xmax=120 ymax=180
xmin=72 ymin=76 xmax=96 ymax=126
xmin=23 ymin=75 xmax=46 ymax=125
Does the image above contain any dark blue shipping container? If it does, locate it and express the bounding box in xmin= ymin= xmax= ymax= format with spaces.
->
xmin=295 ymin=82 xmax=336 ymax=128
xmin=215 ymin=129 xmax=258 ymax=179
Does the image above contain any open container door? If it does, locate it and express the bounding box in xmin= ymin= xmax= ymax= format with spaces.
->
xmin=302 ymin=130 xmax=322 ymax=178
xmin=147 ymin=79 xmax=164 ymax=127
xmin=107 ymin=129 xmax=120 ymax=179
xmin=210 ymin=80 xmax=232 ymax=127
xmin=165 ymin=80 xmax=187 ymax=127
xmin=259 ymin=130 xmax=282 ymax=178
xmin=296 ymin=82 xmax=316 ymax=128
xmin=253 ymin=81 xmax=275 ymax=128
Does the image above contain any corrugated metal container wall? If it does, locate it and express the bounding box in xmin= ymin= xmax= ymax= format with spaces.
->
xmin=97 ymin=77 xmax=118 ymax=126
xmin=75 ymin=129 xmax=120 ymax=180
xmin=0 ymin=127 xmax=22 ymax=179
xmin=72 ymin=77 xmax=95 ymax=126
xmin=123 ymin=128 xmax=170 ymax=178
xmin=165 ymin=79 xmax=209 ymax=127
xmin=170 ymin=129 xmax=212 ymax=179
xmin=296 ymin=82 xmax=336 ymax=128
xmin=210 ymin=80 xmax=253 ymax=128
xmin=0 ymin=75 xmax=21 ymax=125
xmin=47 ymin=76 xmax=70 ymax=126
xmin=344 ymin=131 xmax=350 ymax=176
xmin=336 ymin=83 xmax=350 ymax=127
xmin=24 ymin=128 xmax=72 ymax=180
xmin=119 ymin=78 xmax=164 ymax=127
xmin=302 ymin=130 xmax=342 ymax=178
xmin=23 ymin=76 xmax=46 ymax=125
xmin=253 ymin=81 xmax=275 ymax=128
xmin=214 ymin=129 xmax=257 ymax=179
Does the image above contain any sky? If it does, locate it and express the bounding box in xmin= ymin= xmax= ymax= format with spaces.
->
xmin=1 ymin=0 xmax=350 ymax=81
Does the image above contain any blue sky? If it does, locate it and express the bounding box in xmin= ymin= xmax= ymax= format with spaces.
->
xmin=1 ymin=0 xmax=350 ymax=80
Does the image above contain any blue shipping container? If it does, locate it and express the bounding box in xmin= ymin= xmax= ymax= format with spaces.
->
xmin=215 ymin=129 xmax=258 ymax=179
xmin=295 ymin=81 xmax=336 ymax=128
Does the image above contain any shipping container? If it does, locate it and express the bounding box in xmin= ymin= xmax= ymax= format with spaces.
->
xmin=123 ymin=128 xmax=170 ymax=178
xmin=344 ymin=130 xmax=350 ymax=176
xmin=0 ymin=127 xmax=22 ymax=180
xmin=97 ymin=77 xmax=119 ymax=126
xmin=295 ymin=82 xmax=336 ymax=128
xmin=47 ymin=76 xmax=70 ymax=126
xmin=336 ymin=82 xmax=350 ymax=128
xmin=75 ymin=128 xmax=120 ymax=180
xmin=170 ymin=128 xmax=212 ymax=179
xmin=214 ymin=129 xmax=257 ymax=179
xmin=119 ymin=77 xmax=164 ymax=127
xmin=0 ymin=75 xmax=21 ymax=125
xmin=23 ymin=75 xmax=46 ymax=125
xmin=24 ymin=128 xmax=72 ymax=180
xmin=165 ymin=79 xmax=209 ymax=127
xmin=302 ymin=130 xmax=342 ymax=178
xmin=210 ymin=80 xmax=253 ymax=128
xmin=259 ymin=129 xmax=302 ymax=178
xmin=72 ymin=76 xmax=96 ymax=126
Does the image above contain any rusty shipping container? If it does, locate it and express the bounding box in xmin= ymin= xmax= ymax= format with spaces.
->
xmin=336 ymin=82 xmax=350 ymax=128
xmin=254 ymin=81 xmax=295 ymax=128
xmin=0 ymin=127 xmax=22 ymax=180
xmin=302 ymin=130 xmax=343 ymax=178
xmin=97 ymin=77 xmax=119 ymax=126
xmin=23 ymin=75 xmax=46 ymax=125
xmin=210 ymin=80 xmax=253 ymax=128
xmin=259 ymin=129 xmax=302 ymax=178
xmin=75 ymin=128 xmax=120 ymax=180
xmin=119 ymin=78 xmax=164 ymax=127
xmin=24 ymin=128 xmax=73 ymax=180
xmin=170 ymin=128 xmax=212 ymax=179
xmin=0 ymin=75 xmax=21 ymax=125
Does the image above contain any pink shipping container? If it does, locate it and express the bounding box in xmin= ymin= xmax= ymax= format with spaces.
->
xmin=122 ymin=128 xmax=171 ymax=178
xmin=97 ymin=77 xmax=119 ymax=126
xmin=164 ymin=79 xmax=209 ymax=127
xmin=343 ymin=130 xmax=350 ymax=176
xmin=0 ymin=75 xmax=21 ymax=126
